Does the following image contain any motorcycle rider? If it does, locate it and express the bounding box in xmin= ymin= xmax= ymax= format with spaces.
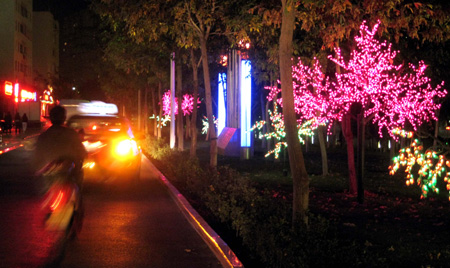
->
xmin=33 ymin=105 xmax=87 ymax=192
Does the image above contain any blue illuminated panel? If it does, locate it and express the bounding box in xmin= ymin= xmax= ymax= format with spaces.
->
xmin=240 ymin=60 xmax=251 ymax=147
xmin=218 ymin=73 xmax=226 ymax=135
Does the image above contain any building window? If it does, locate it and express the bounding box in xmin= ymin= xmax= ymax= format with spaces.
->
xmin=19 ymin=23 xmax=26 ymax=35
xmin=21 ymin=5 xmax=28 ymax=18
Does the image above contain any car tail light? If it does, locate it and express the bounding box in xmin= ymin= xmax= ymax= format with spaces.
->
xmin=114 ymin=138 xmax=139 ymax=158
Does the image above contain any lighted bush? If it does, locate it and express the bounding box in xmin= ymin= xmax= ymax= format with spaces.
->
xmin=141 ymin=136 xmax=171 ymax=160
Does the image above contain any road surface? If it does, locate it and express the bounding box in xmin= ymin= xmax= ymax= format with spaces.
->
xmin=0 ymin=147 xmax=224 ymax=268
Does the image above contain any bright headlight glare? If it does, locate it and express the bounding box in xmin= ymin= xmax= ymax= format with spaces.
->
xmin=115 ymin=139 xmax=138 ymax=157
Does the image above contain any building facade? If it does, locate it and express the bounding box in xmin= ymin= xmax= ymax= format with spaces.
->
xmin=33 ymin=11 xmax=59 ymax=85
xmin=0 ymin=0 xmax=57 ymax=122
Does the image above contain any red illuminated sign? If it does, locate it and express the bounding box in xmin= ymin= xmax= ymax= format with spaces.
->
xmin=14 ymin=83 xmax=19 ymax=102
xmin=4 ymin=81 xmax=13 ymax=95
xmin=20 ymin=89 xmax=36 ymax=102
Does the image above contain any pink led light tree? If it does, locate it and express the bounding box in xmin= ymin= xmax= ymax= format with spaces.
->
xmin=162 ymin=90 xmax=177 ymax=116
xmin=264 ymin=58 xmax=330 ymax=175
xmin=263 ymin=20 xmax=446 ymax=199
xmin=328 ymin=20 xmax=446 ymax=139
xmin=162 ymin=90 xmax=198 ymax=117
xmin=328 ymin=20 xmax=446 ymax=198
xmin=267 ymin=58 xmax=330 ymax=128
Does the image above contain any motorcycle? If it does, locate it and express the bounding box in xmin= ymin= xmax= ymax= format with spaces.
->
xmin=37 ymin=158 xmax=84 ymax=240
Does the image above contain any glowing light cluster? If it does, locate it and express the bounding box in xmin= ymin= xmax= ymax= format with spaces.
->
xmin=266 ymin=58 xmax=330 ymax=130
xmin=389 ymin=134 xmax=450 ymax=200
xmin=162 ymin=91 xmax=177 ymax=116
xmin=181 ymin=94 xmax=194 ymax=116
xmin=251 ymin=105 xmax=322 ymax=159
xmin=149 ymin=114 xmax=171 ymax=128
xmin=258 ymin=20 xmax=448 ymax=201
xmin=328 ymin=20 xmax=446 ymax=139
xmin=264 ymin=20 xmax=445 ymax=146
xmin=202 ymin=115 xmax=218 ymax=135
xmin=391 ymin=127 xmax=414 ymax=138
xmin=162 ymin=90 xmax=200 ymax=117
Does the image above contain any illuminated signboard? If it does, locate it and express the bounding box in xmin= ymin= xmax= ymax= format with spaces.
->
xmin=4 ymin=81 xmax=13 ymax=96
xmin=14 ymin=83 xmax=19 ymax=102
xmin=78 ymin=101 xmax=118 ymax=115
xmin=20 ymin=89 xmax=37 ymax=102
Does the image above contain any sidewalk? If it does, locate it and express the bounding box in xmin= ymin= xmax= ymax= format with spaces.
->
xmin=0 ymin=127 xmax=41 ymax=155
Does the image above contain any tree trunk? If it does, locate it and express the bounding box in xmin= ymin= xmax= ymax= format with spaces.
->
xmin=280 ymin=0 xmax=309 ymax=226
xmin=260 ymin=92 xmax=267 ymax=149
xmin=356 ymin=112 xmax=365 ymax=203
xmin=176 ymin=56 xmax=184 ymax=151
xmin=144 ymin=87 xmax=149 ymax=135
xmin=342 ymin=114 xmax=357 ymax=195
xmin=185 ymin=115 xmax=191 ymax=139
xmin=265 ymin=99 xmax=271 ymax=155
xmin=434 ymin=109 xmax=440 ymax=147
xmin=152 ymin=86 xmax=157 ymax=137
xmin=157 ymin=80 xmax=163 ymax=139
xmin=390 ymin=137 xmax=396 ymax=165
xmin=318 ymin=125 xmax=328 ymax=176
xmin=199 ymin=36 xmax=217 ymax=167
xmin=190 ymin=49 xmax=199 ymax=158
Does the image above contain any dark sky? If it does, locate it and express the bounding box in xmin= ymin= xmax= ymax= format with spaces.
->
xmin=33 ymin=0 xmax=90 ymax=21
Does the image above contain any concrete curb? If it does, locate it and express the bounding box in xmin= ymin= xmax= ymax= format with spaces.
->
xmin=0 ymin=133 xmax=40 ymax=155
xmin=147 ymin=160 xmax=244 ymax=268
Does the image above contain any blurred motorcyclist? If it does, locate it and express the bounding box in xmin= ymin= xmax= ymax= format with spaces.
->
xmin=33 ymin=105 xmax=87 ymax=191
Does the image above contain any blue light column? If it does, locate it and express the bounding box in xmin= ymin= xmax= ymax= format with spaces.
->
xmin=217 ymin=73 xmax=226 ymax=136
xmin=240 ymin=60 xmax=251 ymax=147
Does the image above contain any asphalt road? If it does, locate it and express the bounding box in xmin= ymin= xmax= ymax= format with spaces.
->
xmin=0 ymin=148 xmax=223 ymax=268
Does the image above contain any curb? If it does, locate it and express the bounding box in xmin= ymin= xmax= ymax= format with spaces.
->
xmin=0 ymin=133 xmax=40 ymax=155
xmin=148 ymin=160 xmax=244 ymax=268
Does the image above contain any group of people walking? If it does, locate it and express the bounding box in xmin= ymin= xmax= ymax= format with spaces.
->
xmin=1 ymin=111 xmax=28 ymax=134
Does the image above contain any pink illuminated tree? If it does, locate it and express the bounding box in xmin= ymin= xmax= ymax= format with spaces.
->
xmin=267 ymin=58 xmax=330 ymax=128
xmin=265 ymin=58 xmax=331 ymax=175
xmin=328 ymin=20 xmax=446 ymax=197
xmin=328 ymin=20 xmax=446 ymax=139
xmin=264 ymin=20 xmax=446 ymax=198
xmin=181 ymin=94 xmax=194 ymax=116
xmin=162 ymin=90 xmax=198 ymax=117
xmin=162 ymin=90 xmax=177 ymax=116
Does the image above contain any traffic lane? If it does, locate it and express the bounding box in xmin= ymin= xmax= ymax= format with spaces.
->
xmin=0 ymin=146 xmax=38 ymax=196
xmin=59 ymin=156 xmax=223 ymax=268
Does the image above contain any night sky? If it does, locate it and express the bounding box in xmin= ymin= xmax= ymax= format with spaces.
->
xmin=33 ymin=0 xmax=90 ymax=21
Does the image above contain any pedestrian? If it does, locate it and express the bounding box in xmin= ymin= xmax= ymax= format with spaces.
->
xmin=22 ymin=113 xmax=28 ymax=133
xmin=0 ymin=112 xmax=4 ymax=133
xmin=14 ymin=112 xmax=21 ymax=134
xmin=4 ymin=111 xmax=12 ymax=134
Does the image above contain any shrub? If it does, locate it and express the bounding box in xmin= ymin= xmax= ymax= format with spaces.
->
xmin=143 ymin=144 xmax=370 ymax=267
xmin=141 ymin=136 xmax=171 ymax=160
